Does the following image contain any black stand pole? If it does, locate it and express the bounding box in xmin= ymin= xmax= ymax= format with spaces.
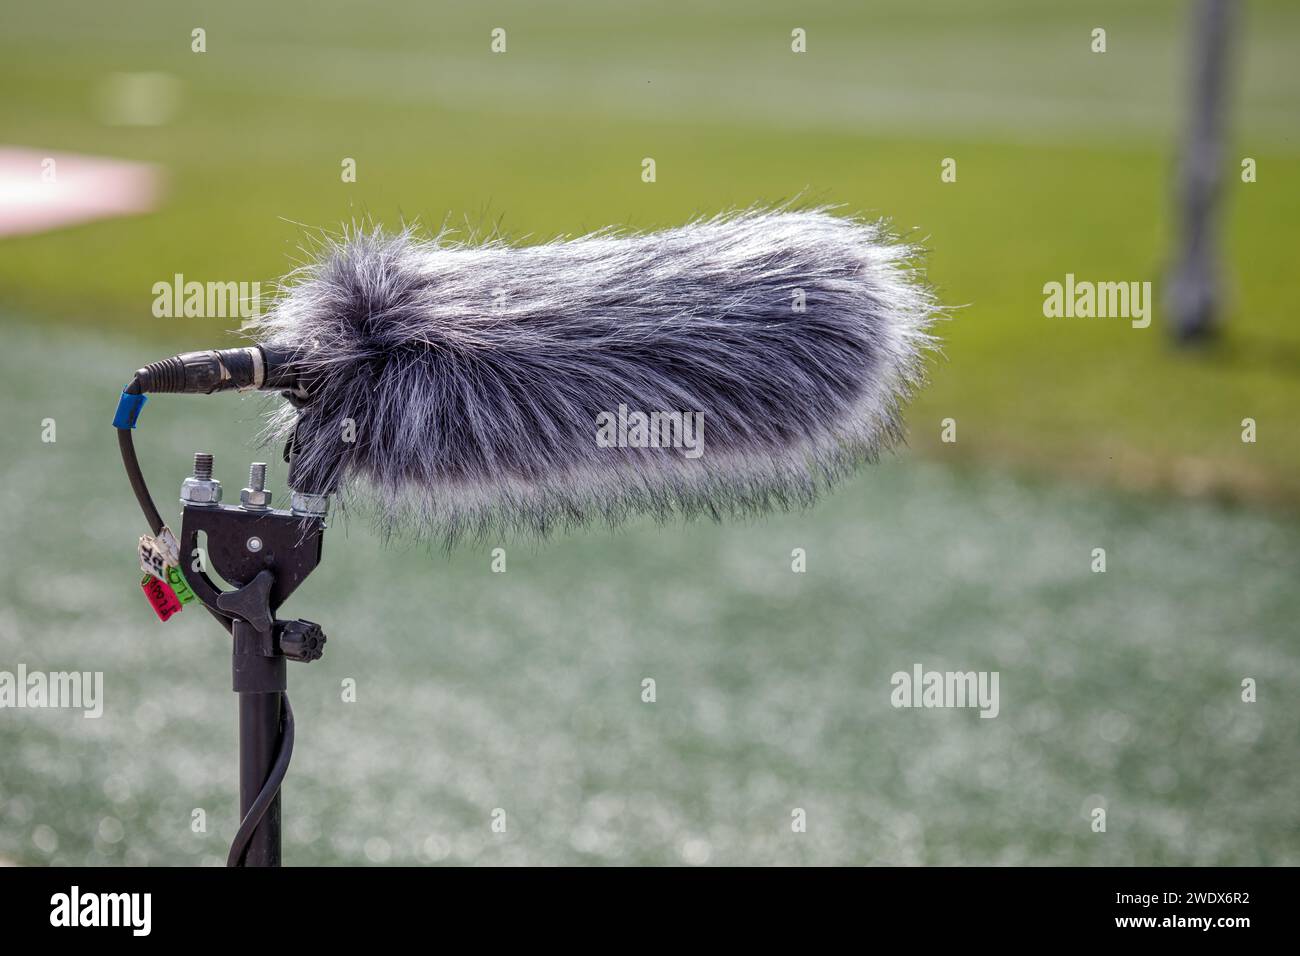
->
xmin=232 ymin=619 xmax=287 ymax=867
xmin=238 ymin=694 xmax=283 ymax=866
xmin=190 ymin=547 xmax=322 ymax=868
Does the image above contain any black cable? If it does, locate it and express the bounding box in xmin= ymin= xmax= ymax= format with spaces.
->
xmin=117 ymin=430 xmax=164 ymax=535
xmin=227 ymin=694 xmax=295 ymax=867
xmin=116 ymin=388 xmax=165 ymax=535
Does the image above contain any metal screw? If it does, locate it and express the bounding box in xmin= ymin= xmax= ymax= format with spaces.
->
xmin=181 ymin=452 xmax=222 ymax=506
xmin=240 ymin=462 xmax=272 ymax=511
xmin=246 ymin=536 xmax=263 ymax=553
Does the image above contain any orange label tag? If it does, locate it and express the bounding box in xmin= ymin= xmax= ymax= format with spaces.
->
xmin=141 ymin=574 xmax=183 ymax=621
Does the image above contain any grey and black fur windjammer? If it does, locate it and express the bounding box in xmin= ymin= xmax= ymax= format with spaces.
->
xmin=251 ymin=208 xmax=941 ymax=545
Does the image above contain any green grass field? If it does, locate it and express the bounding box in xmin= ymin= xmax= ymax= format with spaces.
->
xmin=3 ymin=0 xmax=1299 ymax=502
xmin=1 ymin=1 xmax=1298 ymax=864
xmin=1 ymin=322 xmax=1297 ymax=865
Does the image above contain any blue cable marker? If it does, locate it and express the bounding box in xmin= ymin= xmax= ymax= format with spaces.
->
xmin=113 ymin=390 xmax=148 ymax=429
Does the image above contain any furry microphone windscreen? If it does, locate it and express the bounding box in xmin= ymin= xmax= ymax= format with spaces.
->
xmin=252 ymin=208 xmax=940 ymax=544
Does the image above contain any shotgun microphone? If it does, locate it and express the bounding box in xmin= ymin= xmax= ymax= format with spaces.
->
xmin=142 ymin=207 xmax=941 ymax=544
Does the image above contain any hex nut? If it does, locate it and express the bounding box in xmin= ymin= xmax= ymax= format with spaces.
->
xmin=240 ymin=487 xmax=272 ymax=510
xmin=180 ymin=477 xmax=222 ymax=506
xmin=290 ymin=491 xmax=329 ymax=517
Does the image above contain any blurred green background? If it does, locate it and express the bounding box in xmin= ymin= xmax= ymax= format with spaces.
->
xmin=1 ymin=0 xmax=1297 ymax=865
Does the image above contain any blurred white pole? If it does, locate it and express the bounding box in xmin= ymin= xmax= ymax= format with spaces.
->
xmin=1167 ymin=0 xmax=1238 ymax=344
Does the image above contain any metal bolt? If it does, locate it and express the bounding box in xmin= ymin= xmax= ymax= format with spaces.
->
xmin=240 ymin=462 xmax=272 ymax=511
xmin=181 ymin=452 xmax=222 ymax=507
xmin=246 ymin=536 xmax=263 ymax=553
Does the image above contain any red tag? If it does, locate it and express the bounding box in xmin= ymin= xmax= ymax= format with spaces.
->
xmin=141 ymin=574 xmax=183 ymax=621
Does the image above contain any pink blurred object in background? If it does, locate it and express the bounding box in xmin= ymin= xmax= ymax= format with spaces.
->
xmin=0 ymin=147 xmax=162 ymax=238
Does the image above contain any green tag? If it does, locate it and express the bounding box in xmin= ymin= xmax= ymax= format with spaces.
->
xmin=166 ymin=565 xmax=197 ymax=605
